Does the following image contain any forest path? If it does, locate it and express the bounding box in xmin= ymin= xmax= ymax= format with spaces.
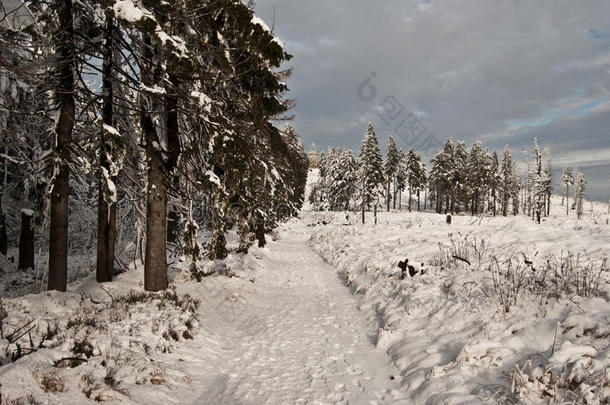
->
xmin=181 ymin=217 xmax=408 ymax=405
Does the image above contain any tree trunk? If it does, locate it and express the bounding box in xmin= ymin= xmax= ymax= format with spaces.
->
xmin=398 ymin=189 xmax=402 ymax=210
xmin=417 ymin=190 xmax=421 ymax=211
xmin=386 ymin=180 xmax=391 ymax=211
xmin=566 ymin=186 xmax=570 ymax=215
xmin=142 ymin=35 xmax=168 ymax=292
xmin=166 ymin=74 xmax=181 ymax=245
xmin=408 ymin=188 xmax=412 ymax=212
xmin=18 ymin=210 xmax=34 ymax=270
xmin=0 ymin=199 xmax=7 ymax=256
xmin=96 ymin=16 xmax=116 ymax=283
xmin=361 ymin=203 xmax=365 ymax=224
xmin=424 ymin=188 xmax=427 ymax=211
xmin=374 ymin=204 xmax=377 ymax=225
xmin=48 ymin=0 xmax=75 ymax=292
xmin=392 ymin=178 xmax=397 ymax=210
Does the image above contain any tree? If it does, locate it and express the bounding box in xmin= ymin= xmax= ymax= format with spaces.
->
xmin=489 ymin=150 xmax=500 ymax=216
xmin=395 ymin=150 xmax=408 ymax=210
xmin=466 ymin=141 xmax=490 ymax=215
xmin=499 ymin=147 xmax=518 ymax=217
xmin=405 ymin=149 xmax=425 ymax=212
xmin=384 ymin=135 xmax=400 ymax=211
xmin=358 ymin=123 xmax=384 ymax=223
xmin=48 ymin=0 xmax=76 ymax=292
xmin=96 ymin=14 xmax=123 ymax=283
xmin=429 ymin=139 xmax=457 ymax=214
xmin=561 ymin=167 xmax=574 ymax=216
xmin=543 ymin=149 xmax=553 ymax=216
xmin=575 ymin=171 xmax=586 ymax=220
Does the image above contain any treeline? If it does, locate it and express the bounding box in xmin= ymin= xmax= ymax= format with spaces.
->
xmin=311 ymin=123 xmax=587 ymax=223
xmin=0 ymin=1 xmax=308 ymax=292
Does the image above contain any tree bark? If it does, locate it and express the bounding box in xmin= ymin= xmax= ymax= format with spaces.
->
xmin=96 ymin=16 xmax=116 ymax=283
xmin=361 ymin=196 xmax=366 ymax=224
xmin=0 ymin=199 xmax=7 ymax=256
xmin=18 ymin=210 xmax=34 ymax=270
xmin=142 ymin=35 xmax=168 ymax=292
xmin=48 ymin=0 xmax=75 ymax=292
xmin=166 ymin=74 xmax=181 ymax=245
xmin=392 ymin=178 xmax=397 ymax=210
xmin=386 ymin=180 xmax=391 ymax=211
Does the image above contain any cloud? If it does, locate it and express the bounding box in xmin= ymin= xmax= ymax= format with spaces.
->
xmin=252 ymin=0 xmax=610 ymax=199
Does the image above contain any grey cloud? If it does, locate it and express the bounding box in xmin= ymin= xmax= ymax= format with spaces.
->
xmin=253 ymin=0 xmax=610 ymax=200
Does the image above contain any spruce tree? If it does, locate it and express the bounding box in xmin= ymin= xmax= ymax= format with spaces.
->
xmin=384 ymin=136 xmax=400 ymax=211
xmin=358 ymin=123 xmax=384 ymax=223
xmin=561 ymin=167 xmax=574 ymax=215
xmin=575 ymin=171 xmax=587 ymax=220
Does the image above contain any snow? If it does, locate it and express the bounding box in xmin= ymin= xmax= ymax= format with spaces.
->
xmin=251 ymin=15 xmax=271 ymax=33
xmin=112 ymin=0 xmax=147 ymax=23
xmin=1 ymin=170 xmax=609 ymax=404
xmin=190 ymin=90 xmax=212 ymax=113
xmin=20 ymin=208 xmax=34 ymax=217
xmin=102 ymin=123 xmax=120 ymax=138
xmin=307 ymin=190 xmax=610 ymax=402
xmin=205 ymin=170 xmax=221 ymax=188
xmin=101 ymin=167 xmax=117 ymax=203
xmin=139 ymin=83 xmax=165 ymax=95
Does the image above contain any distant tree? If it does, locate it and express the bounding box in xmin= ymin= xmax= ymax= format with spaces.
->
xmin=466 ymin=141 xmax=490 ymax=215
xmin=453 ymin=141 xmax=469 ymax=213
xmin=575 ymin=171 xmax=587 ymax=220
xmin=499 ymin=147 xmax=518 ymax=216
xmin=489 ymin=150 xmax=500 ymax=216
xmin=405 ymin=149 xmax=425 ymax=212
xmin=530 ymin=138 xmax=546 ymax=224
xmin=543 ymin=149 xmax=553 ymax=216
xmin=561 ymin=167 xmax=574 ymax=216
xmin=429 ymin=139 xmax=456 ymax=214
xmin=384 ymin=136 xmax=400 ymax=211
xmin=395 ymin=150 xmax=408 ymax=210
xmin=358 ymin=123 xmax=384 ymax=224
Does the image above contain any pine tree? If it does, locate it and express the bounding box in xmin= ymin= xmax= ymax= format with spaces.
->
xmin=561 ymin=167 xmax=574 ymax=216
xmin=574 ymin=171 xmax=586 ymax=219
xmin=406 ymin=149 xmax=425 ymax=212
xmin=543 ymin=149 xmax=553 ymax=216
xmin=429 ymin=139 xmax=457 ymax=214
xmin=531 ymin=138 xmax=545 ymax=224
xmin=384 ymin=136 xmax=400 ymax=211
xmin=489 ymin=150 xmax=500 ymax=216
xmin=358 ymin=123 xmax=384 ymax=224
xmin=466 ymin=142 xmax=488 ymax=215
xmin=48 ymin=0 xmax=76 ymax=292
xmin=453 ymin=141 xmax=469 ymax=213
xmin=499 ymin=147 xmax=516 ymax=217
xmin=395 ymin=150 xmax=408 ymax=210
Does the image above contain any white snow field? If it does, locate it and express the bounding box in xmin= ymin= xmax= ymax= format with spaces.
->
xmin=1 ymin=169 xmax=609 ymax=404
xmin=308 ymin=199 xmax=610 ymax=404
xmin=0 ymin=219 xmax=407 ymax=404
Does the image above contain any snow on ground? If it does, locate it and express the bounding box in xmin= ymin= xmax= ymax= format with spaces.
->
xmin=308 ymin=196 xmax=610 ymax=403
xmin=0 ymin=212 xmax=409 ymax=403
xmin=2 ymin=168 xmax=609 ymax=404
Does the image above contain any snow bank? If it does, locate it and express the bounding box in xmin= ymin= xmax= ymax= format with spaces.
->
xmin=307 ymin=207 xmax=610 ymax=403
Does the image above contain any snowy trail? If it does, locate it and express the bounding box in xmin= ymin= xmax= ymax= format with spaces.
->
xmin=181 ymin=220 xmax=407 ymax=405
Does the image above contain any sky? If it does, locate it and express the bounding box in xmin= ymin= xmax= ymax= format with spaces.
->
xmin=252 ymin=0 xmax=610 ymax=201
